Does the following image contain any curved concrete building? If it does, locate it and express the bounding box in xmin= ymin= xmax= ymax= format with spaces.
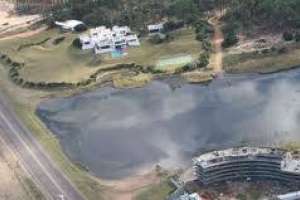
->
xmin=193 ymin=147 xmax=300 ymax=185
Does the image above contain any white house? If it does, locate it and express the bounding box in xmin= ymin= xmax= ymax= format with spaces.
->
xmin=55 ymin=20 xmax=86 ymax=31
xmin=126 ymin=34 xmax=140 ymax=46
xmin=112 ymin=25 xmax=131 ymax=36
xmin=79 ymin=25 xmax=140 ymax=54
xmin=147 ymin=23 xmax=164 ymax=35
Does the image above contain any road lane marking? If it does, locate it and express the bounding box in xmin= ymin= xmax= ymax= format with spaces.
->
xmin=0 ymin=110 xmax=67 ymax=199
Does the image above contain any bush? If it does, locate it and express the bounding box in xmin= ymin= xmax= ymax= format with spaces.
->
xmin=295 ymin=32 xmax=300 ymax=42
xmin=195 ymin=20 xmax=214 ymax=42
xmin=198 ymin=52 xmax=209 ymax=68
xmin=283 ymin=31 xmax=294 ymax=41
xmin=53 ymin=36 xmax=65 ymax=45
xmin=74 ymin=24 xmax=88 ymax=32
xmin=202 ymin=39 xmax=212 ymax=52
xmin=261 ymin=48 xmax=271 ymax=54
xmin=148 ymin=34 xmax=166 ymax=44
xmin=222 ymin=31 xmax=239 ymax=48
xmin=278 ymin=47 xmax=288 ymax=54
xmin=163 ymin=20 xmax=184 ymax=32
xmin=72 ymin=38 xmax=82 ymax=49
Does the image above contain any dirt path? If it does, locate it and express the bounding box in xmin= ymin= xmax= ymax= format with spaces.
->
xmin=103 ymin=170 xmax=160 ymax=200
xmin=208 ymin=14 xmax=224 ymax=74
xmin=0 ymin=0 xmax=45 ymax=40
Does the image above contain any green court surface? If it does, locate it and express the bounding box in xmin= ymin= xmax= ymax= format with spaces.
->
xmin=156 ymin=54 xmax=193 ymax=70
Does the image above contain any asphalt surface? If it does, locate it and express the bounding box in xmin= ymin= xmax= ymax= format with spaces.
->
xmin=0 ymin=92 xmax=85 ymax=200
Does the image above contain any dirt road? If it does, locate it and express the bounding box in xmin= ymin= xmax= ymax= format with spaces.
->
xmin=208 ymin=14 xmax=224 ymax=74
xmin=0 ymin=0 xmax=45 ymax=40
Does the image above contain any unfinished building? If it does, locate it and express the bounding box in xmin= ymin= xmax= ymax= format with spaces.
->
xmin=193 ymin=147 xmax=300 ymax=185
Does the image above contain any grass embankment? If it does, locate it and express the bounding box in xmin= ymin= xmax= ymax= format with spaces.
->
xmin=182 ymin=70 xmax=213 ymax=83
xmin=13 ymin=103 xmax=107 ymax=200
xmin=134 ymin=179 xmax=175 ymax=200
xmin=112 ymin=73 xmax=152 ymax=88
xmin=224 ymin=43 xmax=300 ymax=74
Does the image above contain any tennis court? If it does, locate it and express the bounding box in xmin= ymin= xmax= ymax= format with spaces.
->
xmin=156 ymin=54 xmax=193 ymax=70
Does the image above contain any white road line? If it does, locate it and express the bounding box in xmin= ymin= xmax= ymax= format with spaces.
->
xmin=0 ymin=110 xmax=67 ymax=198
xmin=0 ymin=133 xmax=53 ymax=199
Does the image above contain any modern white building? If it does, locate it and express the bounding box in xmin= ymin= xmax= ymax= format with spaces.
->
xmin=147 ymin=23 xmax=164 ymax=35
xmin=79 ymin=25 xmax=140 ymax=54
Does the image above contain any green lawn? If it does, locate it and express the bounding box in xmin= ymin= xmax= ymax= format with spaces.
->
xmin=0 ymin=28 xmax=201 ymax=82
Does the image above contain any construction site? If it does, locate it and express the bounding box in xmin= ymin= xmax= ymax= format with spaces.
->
xmin=170 ymin=147 xmax=300 ymax=200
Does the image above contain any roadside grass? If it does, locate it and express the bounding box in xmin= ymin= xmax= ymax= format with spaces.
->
xmin=22 ymin=177 xmax=46 ymax=200
xmin=0 ymin=28 xmax=201 ymax=83
xmin=13 ymin=103 xmax=107 ymax=200
xmin=224 ymin=47 xmax=300 ymax=74
xmin=134 ymin=179 xmax=175 ymax=200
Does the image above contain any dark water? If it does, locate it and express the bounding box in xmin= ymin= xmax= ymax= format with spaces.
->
xmin=37 ymin=70 xmax=300 ymax=179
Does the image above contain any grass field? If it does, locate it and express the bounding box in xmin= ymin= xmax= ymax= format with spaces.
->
xmin=134 ymin=179 xmax=175 ymax=200
xmin=156 ymin=54 xmax=193 ymax=71
xmin=0 ymin=28 xmax=201 ymax=83
xmin=224 ymin=45 xmax=300 ymax=74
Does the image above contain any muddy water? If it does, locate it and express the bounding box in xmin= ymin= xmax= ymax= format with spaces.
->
xmin=37 ymin=70 xmax=300 ymax=179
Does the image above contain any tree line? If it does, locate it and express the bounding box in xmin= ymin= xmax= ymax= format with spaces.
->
xmin=45 ymin=0 xmax=219 ymax=30
xmin=224 ymin=0 xmax=300 ymax=29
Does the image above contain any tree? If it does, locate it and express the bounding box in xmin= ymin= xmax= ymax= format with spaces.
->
xmin=168 ymin=0 xmax=200 ymax=24
xmin=222 ymin=31 xmax=239 ymax=48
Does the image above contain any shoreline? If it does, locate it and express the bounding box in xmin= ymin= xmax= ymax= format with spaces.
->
xmin=3 ymin=64 xmax=300 ymax=200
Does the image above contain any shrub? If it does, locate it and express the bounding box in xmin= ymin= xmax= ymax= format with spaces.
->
xmin=283 ymin=31 xmax=294 ymax=41
xmin=195 ymin=21 xmax=213 ymax=42
xmin=261 ymin=48 xmax=270 ymax=54
xmin=278 ymin=47 xmax=288 ymax=54
xmin=72 ymin=38 xmax=82 ymax=49
xmin=0 ymin=54 xmax=7 ymax=60
xmin=163 ymin=20 xmax=185 ymax=32
xmin=295 ymin=32 xmax=300 ymax=42
xmin=148 ymin=34 xmax=166 ymax=44
xmin=198 ymin=52 xmax=209 ymax=68
xmin=222 ymin=31 xmax=239 ymax=48
xmin=53 ymin=36 xmax=65 ymax=45
xmin=74 ymin=24 xmax=88 ymax=32
xmin=202 ymin=39 xmax=212 ymax=52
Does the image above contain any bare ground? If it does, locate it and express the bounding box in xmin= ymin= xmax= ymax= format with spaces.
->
xmin=102 ymin=169 xmax=161 ymax=200
xmin=208 ymin=13 xmax=224 ymax=74
xmin=0 ymin=0 xmax=45 ymax=40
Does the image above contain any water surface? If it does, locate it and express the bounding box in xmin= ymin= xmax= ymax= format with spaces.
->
xmin=37 ymin=70 xmax=300 ymax=179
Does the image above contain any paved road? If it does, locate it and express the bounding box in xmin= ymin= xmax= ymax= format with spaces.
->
xmin=0 ymin=92 xmax=85 ymax=200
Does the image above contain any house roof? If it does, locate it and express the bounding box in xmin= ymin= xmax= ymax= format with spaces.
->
xmin=55 ymin=20 xmax=84 ymax=29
